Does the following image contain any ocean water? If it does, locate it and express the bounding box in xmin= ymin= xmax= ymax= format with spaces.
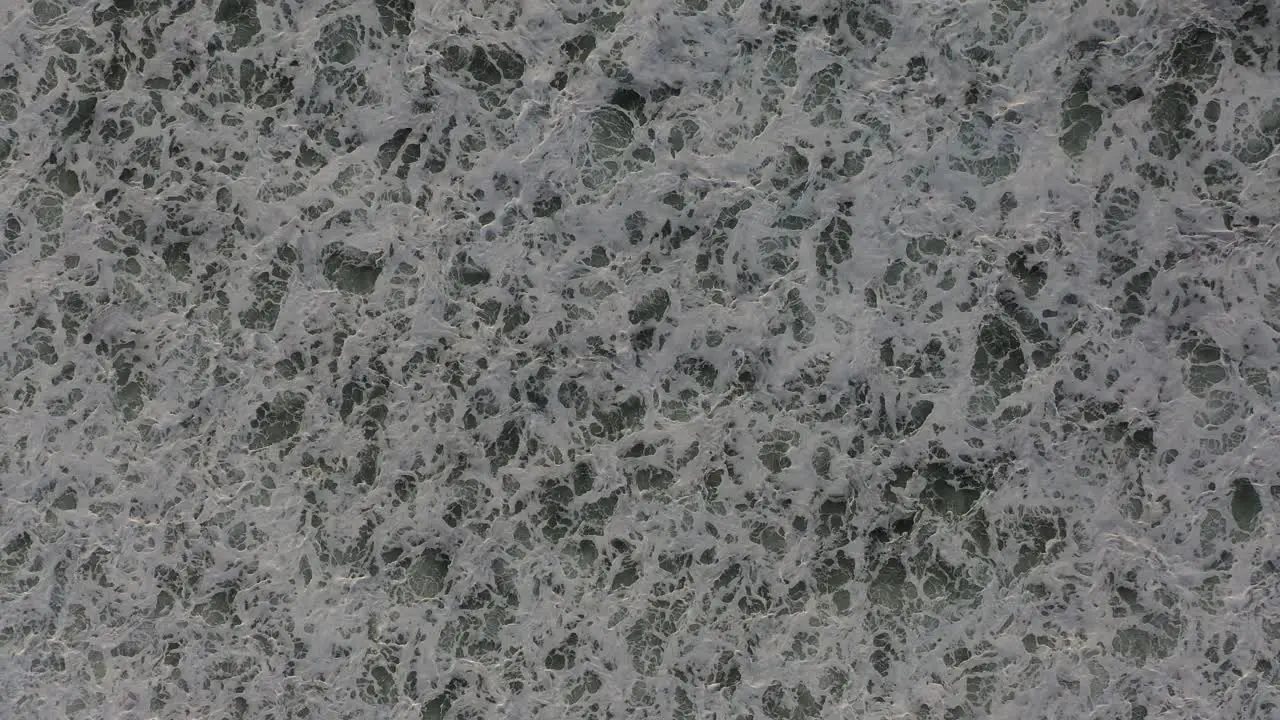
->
xmin=2 ymin=0 xmax=1279 ymax=717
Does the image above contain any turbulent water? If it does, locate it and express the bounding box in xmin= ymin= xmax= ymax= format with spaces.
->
xmin=2 ymin=0 xmax=1279 ymax=717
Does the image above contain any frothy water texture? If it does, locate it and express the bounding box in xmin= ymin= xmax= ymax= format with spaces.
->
xmin=3 ymin=0 xmax=1280 ymax=717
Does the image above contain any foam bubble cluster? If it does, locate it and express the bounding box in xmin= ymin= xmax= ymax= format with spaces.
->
xmin=2 ymin=0 xmax=1279 ymax=717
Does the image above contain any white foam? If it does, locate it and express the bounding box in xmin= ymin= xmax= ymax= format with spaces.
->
xmin=2 ymin=0 xmax=1278 ymax=717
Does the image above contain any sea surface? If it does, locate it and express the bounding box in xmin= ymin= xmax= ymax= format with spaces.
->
xmin=2 ymin=0 xmax=1280 ymax=718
